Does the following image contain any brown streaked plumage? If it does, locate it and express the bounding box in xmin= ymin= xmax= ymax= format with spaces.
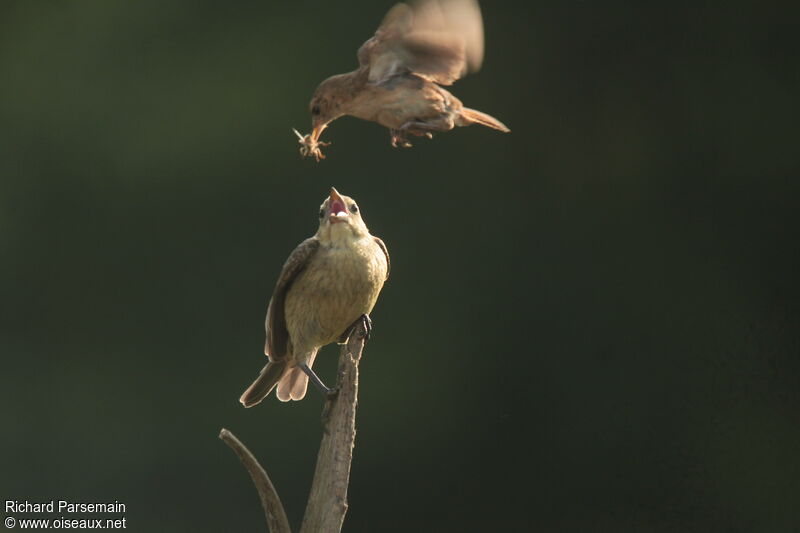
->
xmin=240 ymin=188 xmax=390 ymax=406
xmin=296 ymin=0 xmax=509 ymax=161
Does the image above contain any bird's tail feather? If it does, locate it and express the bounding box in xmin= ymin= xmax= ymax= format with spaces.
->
xmin=239 ymin=361 xmax=287 ymax=407
xmin=459 ymin=108 xmax=510 ymax=132
xmin=276 ymin=352 xmax=317 ymax=402
xmin=276 ymin=368 xmax=303 ymax=402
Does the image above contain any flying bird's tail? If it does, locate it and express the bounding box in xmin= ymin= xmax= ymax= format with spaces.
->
xmin=458 ymin=108 xmax=510 ymax=132
xmin=239 ymin=361 xmax=287 ymax=407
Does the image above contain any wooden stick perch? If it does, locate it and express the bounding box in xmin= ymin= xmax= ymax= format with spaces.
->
xmin=300 ymin=320 xmax=367 ymax=533
xmin=221 ymin=319 xmax=368 ymax=533
xmin=219 ymin=428 xmax=291 ymax=533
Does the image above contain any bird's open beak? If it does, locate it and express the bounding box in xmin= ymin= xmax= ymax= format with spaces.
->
xmin=328 ymin=187 xmax=348 ymax=224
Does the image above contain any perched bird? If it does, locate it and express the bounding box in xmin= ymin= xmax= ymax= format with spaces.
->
xmin=295 ymin=0 xmax=509 ymax=161
xmin=240 ymin=188 xmax=390 ymax=406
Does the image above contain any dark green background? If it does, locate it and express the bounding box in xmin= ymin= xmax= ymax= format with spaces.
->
xmin=2 ymin=1 xmax=798 ymax=531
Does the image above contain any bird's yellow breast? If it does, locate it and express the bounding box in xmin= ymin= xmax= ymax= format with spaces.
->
xmin=284 ymin=235 xmax=387 ymax=351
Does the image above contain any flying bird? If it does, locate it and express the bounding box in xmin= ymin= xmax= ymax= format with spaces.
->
xmin=295 ymin=0 xmax=509 ymax=161
xmin=240 ymin=188 xmax=390 ymax=405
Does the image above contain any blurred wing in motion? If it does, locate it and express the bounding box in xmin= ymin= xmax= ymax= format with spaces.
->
xmin=357 ymin=0 xmax=484 ymax=86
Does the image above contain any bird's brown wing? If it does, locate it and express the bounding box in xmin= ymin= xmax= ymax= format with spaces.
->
xmin=357 ymin=0 xmax=484 ymax=86
xmin=264 ymin=237 xmax=320 ymax=362
xmin=373 ymin=236 xmax=391 ymax=280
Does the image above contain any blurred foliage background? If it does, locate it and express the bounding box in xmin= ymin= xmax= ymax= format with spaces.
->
xmin=1 ymin=1 xmax=798 ymax=531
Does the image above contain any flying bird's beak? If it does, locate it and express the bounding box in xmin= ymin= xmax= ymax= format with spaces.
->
xmin=311 ymin=121 xmax=328 ymax=144
xmin=328 ymin=187 xmax=348 ymax=224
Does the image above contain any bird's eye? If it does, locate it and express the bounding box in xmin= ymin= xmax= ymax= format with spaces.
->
xmin=311 ymin=105 xmax=321 ymax=116
xmin=319 ymin=208 xmax=325 ymax=219
xmin=349 ymin=204 xmax=358 ymax=214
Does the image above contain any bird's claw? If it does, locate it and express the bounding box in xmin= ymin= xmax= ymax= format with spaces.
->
xmin=320 ymin=385 xmax=341 ymax=429
xmin=338 ymin=314 xmax=372 ymax=344
xmin=391 ymin=127 xmax=434 ymax=147
xmin=359 ymin=314 xmax=372 ymax=341
xmin=390 ymin=130 xmax=412 ymax=148
xmin=293 ymin=128 xmax=330 ymax=162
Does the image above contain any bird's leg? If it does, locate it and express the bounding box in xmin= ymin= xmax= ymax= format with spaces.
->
xmin=390 ymin=129 xmax=413 ymax=148
xmin=403 ymin=126 xmax=434 ymax=139
xmin=300 ymin=363 xmax=337 ymax=397
xmin=337 ymin=313 xmax=373 ymax=344
xmin=359 ymin=314 xmax=372 ymax=341
xmin=399 ymin=118 xmax=453 ymax=140
xmin=336 ymin=323 xmax=354 ymax=344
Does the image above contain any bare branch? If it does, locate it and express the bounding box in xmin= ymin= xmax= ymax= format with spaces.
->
xmin=220 ymin=428 xmax=292 ymax=533
xmin=300 ymin=320 xmax=367 ymax=533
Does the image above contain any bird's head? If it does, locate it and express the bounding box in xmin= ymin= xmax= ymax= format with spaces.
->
xmin=316 ymin=187 xmax=369 ymax=243
xmin=308 ymin=74 xmax=352 ymax=144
